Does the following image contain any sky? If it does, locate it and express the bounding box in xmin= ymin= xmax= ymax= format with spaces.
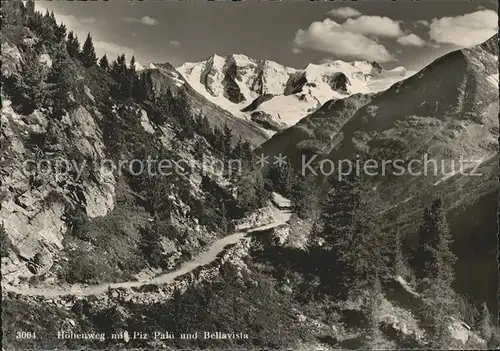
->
xmin=35 ymin=0 xmax=498 ymax=72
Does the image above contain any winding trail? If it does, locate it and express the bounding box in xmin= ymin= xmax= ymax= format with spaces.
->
xmin=2 ymin=194 xmax=292 ymax=298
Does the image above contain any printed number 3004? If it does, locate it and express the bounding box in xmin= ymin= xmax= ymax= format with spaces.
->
xmin=16 ymin=331 xmax=36 ymax=339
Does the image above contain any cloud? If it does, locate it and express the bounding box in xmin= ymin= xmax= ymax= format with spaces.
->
xmin=34 ymin=3 xmax=98 ymax=29
xmin=94 ymin=41 xmax=136 ymax=59
xmin=327 ymin=7 xmax=362 ymax=19
xmin=293 ymin=18 xmax=395 ymax=62
xmin=397 ymin=33 xmax=426 ymax=46
xmin=33 ymin=3 xmax=139 ymax=62
xmin=169 ymin=40 xmax=181 ymax=47
xmin=341 ymin=15 xmax=403 ymax=37
xmin=429 ymin=10 xmax=498 ymax=47
xmin=123 ymin=16 xmax=159 ymax=26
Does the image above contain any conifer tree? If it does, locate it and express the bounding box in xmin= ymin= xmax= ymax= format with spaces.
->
xmin=54 ymin=23 xmax=67 ymax=42
xmin=110 ymin=54 xmax=129 ymax=99
xmin=364 ymin=274 xmax=389 ymax=350
xmin=267 ymin=162 xmax=292 ymax=195
xmin=392 ymin=230 xmax=405 ymax=277
xmin=414 ymin=198 xmax=456 ymax=285
xmin=231 ymin=138 xmax=244 ymax=160
xmin=222 ymin=123 xmax=233 ymax=156
xmin=241 ymin=141 xmax=253 ymax=165
xmin=194 ymin=138 xmax=206 ymax=161
xmin=99 ymin=55 xmax=109 ymax=71
xmin=36 ymin=10 xmax=56 ymax=44
xmin=66 ymin=31 xmax=80 ymax=58
xmin=81 ymin=33 xmax=97 ymax=67
xmin=200 ymin=116 xmax=211 ymax=137
xmin=319 ymin=171 xmax=383 ymax=296
xmin=47 ymin=42 xmax=76 ymax=116
xmin=25 ymin=0 xmax=35 ymax=17
xmin=220 ymin=201 xmax=229 ymax=233
xmin=254 ymin=172 xmax=270 ymax=208
xmin=12 ymin=46 xmax=47 ymax=114
xmin=290 ymin=173 xmax=319 ymax=219
xmin=477 ymin=302 xmax=493 ymax=341
xmin=415 ymin=199 xmax=457 ymax=348
xmin=124 ymin=56 xmax=138 ymax=98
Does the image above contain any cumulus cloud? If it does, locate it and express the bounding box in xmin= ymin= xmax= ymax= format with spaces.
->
xmin=293 ymin=18 xmax=395 ymax=62
xmin=123 ymin=16 xmax=159 ymax=26
xmin=397 ymin=33 xmax=426 ymax=46
xmin=169 ymin=40 xmax=181 ymax=47
xmin=429 ymin=10 xmax=498 ymax=47
xmin=327 ymin=7 xmax=362 ymax=19
xmin=342 ymin=15 xmax=403 ymax=37
xmin=94 ymin=41 xmax=135 ymax=59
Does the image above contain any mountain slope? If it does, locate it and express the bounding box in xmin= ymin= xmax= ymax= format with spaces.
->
xmin=330 ymin=34 xmax=498 ymax=161
xmin=327 ymin=34 xmax=499 ymax=312
xmin=178 ymin=54 xmax=413 ymax=133
xmin=256 ymin=93 xmax=376 ymax=167
xmin=145 ymin=62 xmax=269 ymax=146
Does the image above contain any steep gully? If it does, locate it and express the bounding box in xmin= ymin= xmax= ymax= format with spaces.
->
xmin=2 ymin=194 xmax=292 ymax=298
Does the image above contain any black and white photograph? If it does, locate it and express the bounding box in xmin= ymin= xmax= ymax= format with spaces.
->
xmin=1 ymin=0 xmax=498 ymax=349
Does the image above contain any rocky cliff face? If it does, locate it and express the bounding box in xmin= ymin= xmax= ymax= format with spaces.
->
xmin=0 ymin=22 xmax=269 ymax=289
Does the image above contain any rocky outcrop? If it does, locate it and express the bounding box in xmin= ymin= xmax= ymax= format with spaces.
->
xmin=284 ymin=71 xmax=308 ymax=96
xmin=250 ymin=111 xmax=285 ymax=132
xmin=1 ymin=100 xmax=115 ymax=283
xmin=222 ymin=61 xmax=246 ymax=104
xmin=241 ymin=93 xmax=274 ymax=112
xmin=231 ymin=205 xmax=276 ymax=232
xmin=326 ymin=72 xmax=351 ymax=93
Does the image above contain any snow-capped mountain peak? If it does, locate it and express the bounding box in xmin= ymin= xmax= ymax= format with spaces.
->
xmin=177 ymin=54 xmax=413 ymax=133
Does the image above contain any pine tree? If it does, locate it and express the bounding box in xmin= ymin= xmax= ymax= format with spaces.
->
xmin=477 ymin=302 xmax=493 ymax=341
xmin=47 ymin=42 xmax=76 ymax=116
xmin=35 ymin=10 xmax=56 ymax=44
xmin=12 ymin=46 xmax=47 ymax=114
xmin=220 ymin=201 xmax=229 ymax=233
xmin=124 ymin=56 xmax=138 ymax=98
xmin=66 ymin=31 xmax=80 ymax=58
xmin=267 ymin=162 xmax=292 ymax=195
xmin=365 ymin=274 xmax=388 ymax=350
xmin=290 ymin=173 xmax=318 ymax=219
xmin=414 ymin=198 xmax=456 ymax=286
xmin=222 ymin=123 xmax=233 ymax=156
xmin=254 ymin=172 xmax=270 ymax=207
xmin=99 ymin=55 xmax=109 ymax=71
xmin=129 ymin=56 xmax=137 ymax=76
xmin=231 ymin=138 xmax=244 ymax=159
xmin=201 ymin=116 xmax=211 ymax=137
xmin=110 ymin=54 xmax=129 ymax=99
xmin=194 ymin=138 xmax=205 ymax=161
xmin=25 ymin=0 xmax=35 ymax=17
xmin=392 ymin=230 xmax=405 ymax=277
xmin=80 ymin=33 xmax=97 ymax=67
xmin=319 ymin=172 xmax=383 ymax=296
xmin=54 ymin=23 xmax=67 ymax=42
xmin=415 ymin=199 xmax=457 ymax=348
xmin=241 ymin=141 xmax=253 ymax=165
xmin=133 ymin=71 xmax=153 ymax=102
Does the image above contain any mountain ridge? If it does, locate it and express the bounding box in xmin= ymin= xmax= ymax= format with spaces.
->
xmin=177 ymin=53 xmax=414 ymax=133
